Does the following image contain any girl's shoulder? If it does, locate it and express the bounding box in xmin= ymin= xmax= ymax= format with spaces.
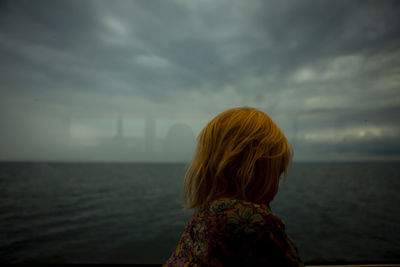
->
xmin=196 ymin=198 xmax=303 ymax=266
xmin=205 ymin=197 xmax=285 ymax=234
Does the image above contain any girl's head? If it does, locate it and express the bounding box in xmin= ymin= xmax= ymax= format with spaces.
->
xmin=183 ymin=107 xmax=292 ymax=210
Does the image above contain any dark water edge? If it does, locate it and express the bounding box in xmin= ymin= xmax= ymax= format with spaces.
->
xmin=0 ymin=162 xmax=399 ymax=264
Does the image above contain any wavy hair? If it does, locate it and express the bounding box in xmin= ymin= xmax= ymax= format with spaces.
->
xmin=183 ymin=107 xmax=293 ymax=210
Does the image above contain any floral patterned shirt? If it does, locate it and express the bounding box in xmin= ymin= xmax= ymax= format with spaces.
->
xmin=164 ymin=197 xmax=304 ymax=267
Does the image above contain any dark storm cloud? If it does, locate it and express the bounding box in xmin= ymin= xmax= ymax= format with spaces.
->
xmin=0 ymin=0 xmax=399 ymax=161
xmin=1 ymin=0 xmax=399 ymax=96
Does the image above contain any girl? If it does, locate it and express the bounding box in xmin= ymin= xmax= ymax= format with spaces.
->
xmin=164 ymin=107 xmax=304 ymax=266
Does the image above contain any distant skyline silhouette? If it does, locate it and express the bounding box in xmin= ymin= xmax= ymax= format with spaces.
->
xmin=64 ymin=113 xmax=198 ymax=162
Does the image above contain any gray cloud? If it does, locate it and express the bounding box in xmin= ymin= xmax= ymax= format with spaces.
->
xmin=0 ymin=0 xmax=399 ymax=162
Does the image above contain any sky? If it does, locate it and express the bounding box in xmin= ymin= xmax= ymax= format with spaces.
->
xmin=0 ymin=0 xmax=399 ymax=162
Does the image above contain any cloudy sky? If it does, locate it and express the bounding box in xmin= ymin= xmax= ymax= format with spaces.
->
xmin=0 ymin=0 xmax=399 ymax=162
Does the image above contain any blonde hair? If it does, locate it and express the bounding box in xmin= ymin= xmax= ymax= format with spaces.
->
xmin=183 ymin=107 xmax=293 ymax=210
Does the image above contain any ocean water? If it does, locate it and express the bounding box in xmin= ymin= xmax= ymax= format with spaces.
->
xmin=0 ymin=162 xmax=399 ymax=264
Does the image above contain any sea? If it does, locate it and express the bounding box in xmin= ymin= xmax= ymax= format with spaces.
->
xmin=0 ymin=162 xmax=399 ymax=264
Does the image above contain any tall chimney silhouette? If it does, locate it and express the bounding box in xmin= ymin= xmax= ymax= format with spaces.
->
xmin=145 ymin=114 xmax=155 ymax=157
xmin=116 ymin=112 xmax=123 ymax=139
